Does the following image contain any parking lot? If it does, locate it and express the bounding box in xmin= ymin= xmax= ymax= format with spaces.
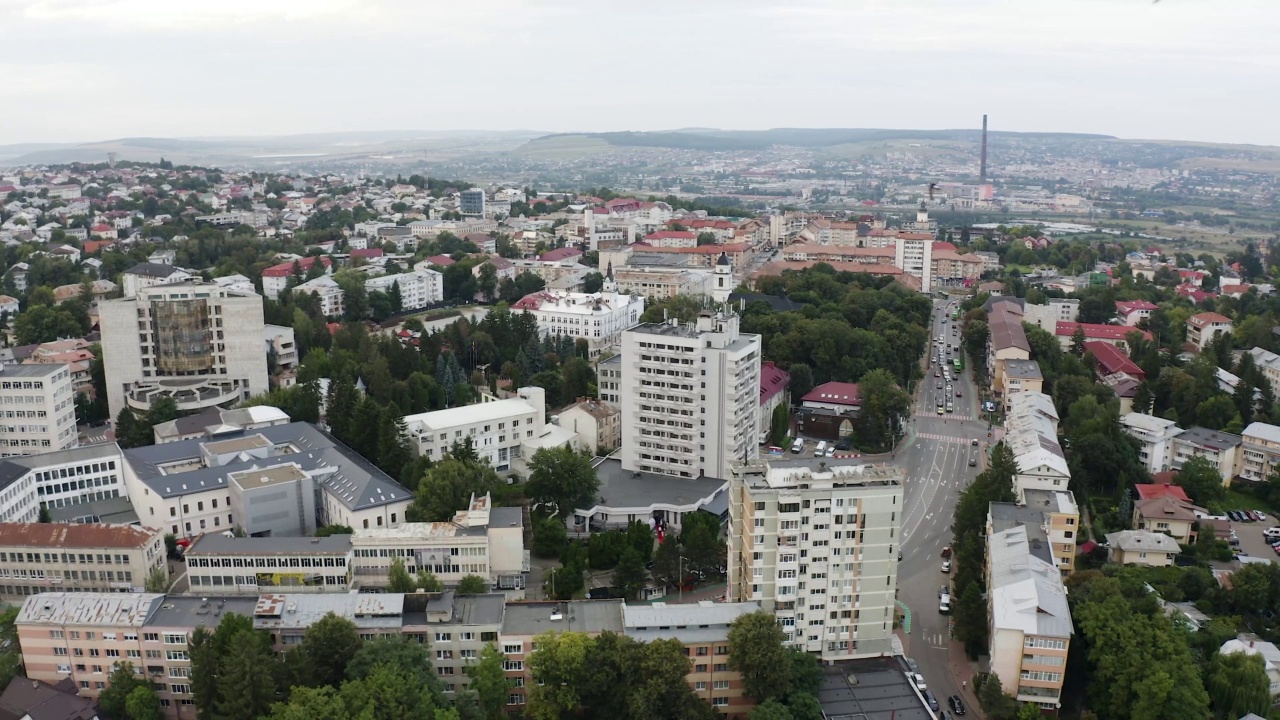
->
xmin=1230 ymin=513 xmax=1280 ymax=564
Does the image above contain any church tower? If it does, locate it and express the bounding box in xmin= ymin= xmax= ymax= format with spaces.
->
xmin=603 ymin=261 xmax=617 ymax=294
xmin=712 ymin=251 xmax=732 ymax=304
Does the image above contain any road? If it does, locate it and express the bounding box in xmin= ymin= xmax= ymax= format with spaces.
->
xmin=892 ymin=296 xmax=989 ymax=715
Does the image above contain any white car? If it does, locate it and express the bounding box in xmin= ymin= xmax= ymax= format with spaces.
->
xmin=1264 ymin=526 xmax=1280 ymax=540
xmin=911 ymin=673 xmax=927 ymax=691
xmin=942 ymin=559 xmax=952 ymax=573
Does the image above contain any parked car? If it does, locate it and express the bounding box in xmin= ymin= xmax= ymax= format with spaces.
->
xmin=911 ymin=673 xmax=926 ymax=691
xmin=1262 ymin=526 xmax=1280 ymax=540
xmin=942 ymin=559 xmax=952 ymax=573
xmin=1227 ymin=510 xmax=1241 ymax=522
xmin=949 ymin=695 xmax=967 ymax=715
xmin=904 ymin=658 xmax=919 ymax=674
xmin=923 ymin=690 xmax=940 ymax=713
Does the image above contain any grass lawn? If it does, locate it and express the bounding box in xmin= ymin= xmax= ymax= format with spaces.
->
xmin=1224 ymin=488 xmax=1277 ymax=515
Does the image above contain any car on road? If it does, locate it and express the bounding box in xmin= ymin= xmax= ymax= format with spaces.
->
xmin=923 ymin=690 xmax=940 ymax=713
xmin=972 ymin=439 xmax=979 ymax=446
xmin=942 ymin=558 xmax=952 ymax=573
xmin=910 ymin=673 xmax=926 ymax=691
xmin=955 ymin=389 xmax=962 ymax=397
xmin=939 ymin=593 xmax=951 ymax=614
xmin=940 ymin=585 xmax=949 ymax=598
xmin=969 ymin=455 xmax=977 ymax=467
xmin=948 ymin=695 xmax=966 ymax=715
xmin=1263 ymin=526 xmax=1280 ymax=540
xmin=934 ymin=369 xmax=941 ymax=377
xmin=937 ymin=406 xmax=944 ymax=415
xmin=937 ymin=382 xmax=943 ymax=390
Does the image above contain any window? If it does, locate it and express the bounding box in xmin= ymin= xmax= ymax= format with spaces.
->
xmin=163 ymin=633 xmax=186 ymax=645
xmin=170 ymin=684 xmax=192 ymax=695
xmin=435 ymin=633 xmax=451 ymax=642
xmin=712 ymin=697 xmax=729 ymax=707
xmin=695 ymin=681 xmax=707 ymax=690
xmin=166 ymin=650 xmax=189 ymax=661
xmin=144 ymin=633 xmax=159 ymax=642
xmin=507 ymin=694 xmax=525 ymax=706
xmin=503 ymin=643 xmax=522 ymax=655
xmin=503 ymin=660 xmax=523 ymax=672
xmin=713 ymin=680 xmax=730 ymax=690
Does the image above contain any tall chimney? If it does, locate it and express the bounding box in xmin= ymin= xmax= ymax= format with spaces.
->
xmin=980 ymin=115 xmax=989 ymax=182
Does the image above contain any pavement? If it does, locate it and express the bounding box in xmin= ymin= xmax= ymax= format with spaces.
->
xmin=891 ymin=297 xmax=989 ymax=718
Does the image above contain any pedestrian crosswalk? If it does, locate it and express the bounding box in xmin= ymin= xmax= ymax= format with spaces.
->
xmin=922 ymin=631 xmax=949 ymax=649
xmin=916 ymin=433 xmax=975 ymax=444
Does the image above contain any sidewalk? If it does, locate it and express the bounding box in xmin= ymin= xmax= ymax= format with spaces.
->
xmin=947 ymin=639 xmax=986 ymax=719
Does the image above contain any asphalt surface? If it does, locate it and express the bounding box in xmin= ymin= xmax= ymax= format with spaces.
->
xmin=892 ymin=297 xmax=989 ymax=712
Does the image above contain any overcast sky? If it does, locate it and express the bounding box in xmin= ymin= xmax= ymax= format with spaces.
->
xmin=0 ymin=0 xmax=1275 ymax=146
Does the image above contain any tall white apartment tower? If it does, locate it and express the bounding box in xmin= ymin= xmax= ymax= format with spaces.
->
xmin=620 ymin=310 xmax=761 ymax=480
xmin=727 ymin=459 xmax=903 ymax=661
xmin=0 ymin=363 xmax=77 ymax=456
xmin=894 ymin=235 xmax=934 ymax=293
xmin=100 ymin=281 xmax=271 ymax=422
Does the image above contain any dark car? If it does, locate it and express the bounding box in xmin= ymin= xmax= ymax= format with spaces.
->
xmin=587 ymin=587 xmax=622 ymax=600
xmin=949 ymin=694 xmax=966 ymax=715
xmin=923 ymin=690 xmax=940 ymax=713
xmin=1227 ymin=510 xmax=1241 ymax=522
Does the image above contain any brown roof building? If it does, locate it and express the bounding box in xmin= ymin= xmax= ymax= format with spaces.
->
xmin=0 ymin=523 xmax=167 ymax=601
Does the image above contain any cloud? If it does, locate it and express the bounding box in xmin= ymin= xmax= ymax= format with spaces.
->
xmin=14 ymin=0 xmax=373 ymax=29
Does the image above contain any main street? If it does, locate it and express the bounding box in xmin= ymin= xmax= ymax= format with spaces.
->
xmin=892 ymin=296 xmax=990 ymax=714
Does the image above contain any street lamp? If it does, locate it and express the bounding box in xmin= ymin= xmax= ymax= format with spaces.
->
xmin=678 ymin=555 xmax=690 ymax=603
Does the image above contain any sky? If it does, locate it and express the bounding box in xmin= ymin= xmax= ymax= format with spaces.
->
xmin=0 ymin=0 xmax=1277 ymax=146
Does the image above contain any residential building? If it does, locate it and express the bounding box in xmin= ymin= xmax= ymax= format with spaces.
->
xmin=988 ymin=489 xmax=1081 ymax=577
xmin=260 ymin=256 xmax=333 ymax=300
xmin=612 ymin=267 xmax=712 ymax=300
xmin=893 ymin=235 xmax=933 ymax=292
xmin=292 ymin=276 xmax=345 ymax=317
xmin=499 ymin=600 xmax=626 ymax=708
xmin=1132 ymin=495 xmax=1203 ymax=544
xmin=510 ymin=290 xmax=644 ymax=358
xmin=595 ymin=354 xmax=622 ymax=405
xmin=1248 ymin=347 xmax=1280 ymax=392
xmin=184 ymin=533 xmax=353 ymax=594
xmin=1170 ymin=426 xmax=1242 ymax=485
xmin=1115 ymin=300 xmax=1157 ymax=326
xmin=0 ymin=295 xmax=19 ymax=318
xmin=1241 ymin=422 xmax=1280 ymax=482
xmin=403 ymin=387 xmax=547 ymax=470
xmin=1002 ymin=360 xmax=1043 ymax=412
xmin=351 ymin=493 xmax=525 ymax=592
xmin=263 ymin=324 xmax=298 ymax=387
xmin=985 ymin=523 xmax=1072 ymax=711
xmin=727 ymin=459 xmax=903 ymax=661
xmin=1219 ymin=636 xmax=1280 ymax=699
xmin=0 ymin=523 xmax=166 ymax=601
xmin=620 ymin=310 xmax=762 ymax=480
xmin=120 ymin=263 xmax=191 ymax=298
xmin=557 ymin=397 xmax=621 ymax=454
xmin=99 ymin=281 xmax=271 ymax=421
xmin=0 ymin=363 xmax=77 ymax=457
xmin=1005 ymin=393 xmax=1070 ymax=501
xmin=122 ymin=422 xmax=412 ymax=538
xmin=0 ymin=675 xmax=99 ymax=720
xmin=988 ymin=302 xmax=1031 ymax=396
xmin=459 ymin=189 xmax=486 ymax=217
xmin=22 ymin=339 xmax=96 ymax=399
xmin=1186 ymin=312 xmax=1233 ymax=352
xmin=1120 ymin=413 xmax=1183 ymax=474
xmin=758 ymin=362 xmax=791 ymax=444
xmin=1054 ymin=322 xmax=1150 ymax=352
xmin=622 ymin=601 xmax=759 ymax=715
xmin=795 ymin=381 xmax=861 ymax=442
xmin=1104 ymin=530 xmax=1180 ymax=567
xmin=364 ymin=268 xmax=444 ymax=310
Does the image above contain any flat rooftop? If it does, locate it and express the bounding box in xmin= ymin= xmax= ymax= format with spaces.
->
xmin=229 ymin=463 xmax=308 ymax=491
xmin=502 ymin=600 xmax=624 ymax=636
xmin=253 ymin=593 xmax=405 ymax=630
xmin=626 ymin=321 xmax=701 ymax=338
xmin=587 ymin=458 xmax=725 ymax=513
xmin=143 ymin=595 xmax=260 ymax=631
xmin=818 ymin=658 xmax=933 ymax=720
xmin=185 ymin=533 xmax=352 ymax=556
xmin=204 ymin=435 xmax=273 ymax=455
xmin=17 ymin=592 xmax=164 ymax=628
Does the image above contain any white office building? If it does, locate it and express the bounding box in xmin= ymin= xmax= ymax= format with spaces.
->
xmin=727 ymin=459 xmax=903 ymax=660
xmin=1120 ymin=413 xmax=1184 ymax=474
xmin=0 ymin=363 xmax=77 ymax=457
xmin=511 ymin=288 xmax=645 ymax=358
xmin=620 ymin=310 xmax=761 ymax=480
xmin=293 ymin=276 xmax=346 ymax=317
xmin=99 ymin=281 xmax=270 ymax=422
xmin=364 ymin=268 xmax=444 ymax=311
xmin=402 ymin=387 xmax=547 ymax=470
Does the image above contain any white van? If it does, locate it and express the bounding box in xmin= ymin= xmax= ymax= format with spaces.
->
xmin=939 ymin=593 xmax=951 ymax=614
xmin=815 ymin=441 xmax=829 ymax=456
xmin=790 ymin=438 xmax=805 ymax=454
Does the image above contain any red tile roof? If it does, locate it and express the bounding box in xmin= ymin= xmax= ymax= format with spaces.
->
xmin=350 ymin=248 xmax=384 ymax=259
xmin=0 ymin=522 xmax=159 ymax=548
xmin=261 ymin=255 xmax=332 ymax=277
xmin=638 ymin=242 xmax=751 ymax=255
xmin=539 ymin=247 xmax=583 ymax=262
xmin=801 ymin=381 xmax=861 ymax=407
xmin=1188 ymin=312 xmax=1232 ymax=328
xmin=1115 ymin=300 xmax=1157 ymax=316
xmin=1135 ymin=481 xmax=1189 ymax=502
xmin=645 ymin=231 xmax=697 ymax=240
xmin=1085 ymin=341 xmax=1144 ymax=380
xmin=82 ymin=240 xmax=114 ymax=254
xmin=1055 ymin=322 xmax=1151 ymax=342
xmin=759 ymin=362 xmax=791 ymax=405
xmin=426 ymin=255 xmax=456 ymax=266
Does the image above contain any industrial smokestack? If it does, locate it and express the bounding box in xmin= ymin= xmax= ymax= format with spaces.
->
xmin=980 ymin=115 xmax=988 ymax=182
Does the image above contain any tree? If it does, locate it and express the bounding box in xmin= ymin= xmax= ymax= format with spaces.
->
xmin=750 ymin=699 xmax=794 ymax=720
xmin=0 ymin=608 xmax=21 ymax=691
xmin=408 ymin=458 xmax=501 ymax=522
xmin=728 ymin=611 xmax=791 ymax=703
xmin=114 ymin=408 xmax=150 ymax=449
xmin=1174 ymin=455 xmax=1227 ymax=508
xmin=99 ymin=662 xmax=149 ymax=720
xmin=526 ymin=631 xmax=593 ymax=720
xmin=37 ymin=507 xmax=51 ymax=523
xmin=457 ymin=574 xmax=488 ymax=594
xmin=1070 ymin=323 xmax=1087 ymax=356
xmin=13 ymin=305 xmax=82 ymax=345
xmin=267 ymin=686 xmax=351 ymax=720
xmin=189 ymin=613 xmax=261 ymax=720
xmin=855 ymin=368 xmax=910 ymax=451
xmin=144 ymin=566 xmax=169 ymax=592
xmin=612 ymin=548 xmax=648 ymax=600
xmin=344 ymin=637 xmax=443 ymax=704
xmin=215 ymin=630 xmax=279 ymax=720
xmin=125 ymin=685 xmax=164 ymax=720
xmin=526 ymin=446 xmax=600 ymax=515
xmin=976 ymin=673 xmax=1016 ymax=720
xmin=769 ymin=403 xmax=791 ymax=446
xmin=300 ymin=612 xmax=362 ymax=689
xmin=466 ymin=644 xmax=510 ymax=720
xmin=1207 ymin=650 xmax=1272 ymax=719
xmin=341 ymin=662 xmax=449 ymax=720
xmin=417 ymin=569 xmax=444 ymax=592
xmin=387 ymin=557 xmax=417 ymax=593
xmin=316 ymin=524 xmax=354 ymax=537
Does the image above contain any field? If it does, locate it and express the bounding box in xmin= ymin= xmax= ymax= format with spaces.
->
xmin=514 ymin=135 xmax=617 ymax=158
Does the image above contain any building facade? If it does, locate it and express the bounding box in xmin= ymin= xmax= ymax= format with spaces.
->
xmin=510 ymin=290 xmax=645 ymax=358
xmin=620 ymin=311 xmax=761 ymax=480
xmin=1170 ymin=426 xmax=1242 ymax=485
xmin=99 ymin=281 xmax=271 ymax=421
xmin=292 ymin=276 xmax=345 ymax=317
xmin=403 ymin=387 xmax=547 ymax=470
xmin=364 ymin=268 xmax=444 ymax=310
xmin=0 ymin=523 xmax=166 ymax=601
xmin=727 ymin=460 xmax=902 ymax=661
xmin=556 ymin=398 xmax=621 ymax=454
xmin=1241 ymin=421 xmax=1280 ymax=482
xmin=1120 ymin=413 xmax=1184 ymax=474
xmin=184 ymin=534 xmax=354 ymax=594
xmin=0 ymin=362 xmax=77 ymax=457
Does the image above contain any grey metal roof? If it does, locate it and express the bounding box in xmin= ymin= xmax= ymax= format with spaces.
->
xmin=587 ymin=458 xmax=725 ymax=514
xmin=47 ymin=495 xmax=139 ymax=525
xmin=0 ymin=363 xmax=69 ymax=379
xmin=489 ymin=506 xmax=523 ymax=530
xmin=124 ymin=422 xmax=410 ymax=511
xmin=1003 ymin=359 xmax=1043 ymax=380
xmin=185 ymin=533 xmax=352 ymax=556
xmin=0 ymin=443 xmax=124 ymax=494
xmin=142 ymin=596 xmax=260 ymax=631
xmin=1175 ymin=426 xmax=1242 ymax=451
xmin=502 ymin=600 xmax=624 ymax=636
xmin=126 ymin=262 xmax=183 ymax=278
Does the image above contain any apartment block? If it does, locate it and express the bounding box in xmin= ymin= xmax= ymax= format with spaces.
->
xmin=1186 ymin=312 xmax=1232 ymax=352
xmin=893 ymin=235 xmax=933 ymax=292
xmin=403 ymin=387 xmax=548 ymax=470
xmin=988 ymin=301 xmax=1031 ymax=396
xmin=620 ymin=311 xmax=761 ymax=480
xmin=1121 ymin=413 xmax=1184 ymax=474
xmin=987 ymin=488 xmax=1080 ymax=578
xmin=459 ymin=188 xmax=486 ymax=217
xmin=727 ymin=459 xmax=902 ymax=661
xmin=1248 ymin=347 xmax=1280 ymax=393
xmin=986 ymin=524 xmax=1072 ymax=711
xmin=260 ymin=256 xmax=332 ymax=300
xmin=595 ymin=354 xmax=622 ymax=405
xmin=0 ymin=362 xmax=77 ymax=457
xmin=1240 ymin=421 xmax=1280 ymax=482
xmin=364 ymin=268 xmax=444 ymax=310
xmin=123 ymin=422 xmax=412 ymax=538
xmin=184 ymin=533 xmax=353 ymax=594
xmin=1170 ymin=426 xmax=1242 ymax=485
xmin=510 ymin=289 xmax=645 ymax=358
xmin=0 ymin=523 xmax=166 ymax=601
xmin=556 ymin=397 xmax=621 ymax=454
xmin=1001 ymin=360 xmax=1043 ymax=412
xmin=99 ymin=281 xmax=270 ymax=421
xmin=1005 ymin=393 xmax=1070 ymax=501
xmin=292 ymin=276 xmax=345 ymax=317
xmin=120 ymin=263 xmax=191 ymax=298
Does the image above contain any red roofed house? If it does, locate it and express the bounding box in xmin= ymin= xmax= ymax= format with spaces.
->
xmin=1134 ymin=482 xmax=1190 ymax=502
xmin=538 ymin=247 xmax=583 ymax=263
xmin=1175 ymin=284 xmax=1217 ymax=304
xmin=1085 ymin=341 xmax=1144 ymax=381
xmin=1187 ymin=312 xmax=1233 ymax=352
xmin=89 ymin=224 xmax=116 ymax=240
xmin=1055 ymin=322 xmax=1150 ymax=352
xmin=758 ymin=362 xmax=792 ymax=443
xmin=796 ymin=381 xmax=863 ymax=441
xmin=425 ymin=254 xmax=457 ymax=267
xmin=350 ymin=248 xmax=384 ymax=260
xmin=82 ymin=239 xmax=115 ymax=254
xmin=261 ymin=256 xmax=333 ymax=299
xmin=643 ymin=230 xmax=698 ymax=249
xmin=633 ymin=242 xmax=753 ymax=269
xmin=1115 ymin=299 xmax=1157 ymax=326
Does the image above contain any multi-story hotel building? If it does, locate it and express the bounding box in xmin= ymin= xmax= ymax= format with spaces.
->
xmin=986 ymin=524 xmax=1072 ymax=711
xmin=403 ymin=387 xmax=547 ymax=470
xmin=0 ymin=362 xmax=77 ymax=457
xmin=620 ymin=310 xmax=761 ymax=480
xmin=727 ymin=459 xmax=903 ymax=661
xmin=0 ymin=523 xmax=167 ymax=601
xmin=99 ymin=281 xmax=271 ymax=421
